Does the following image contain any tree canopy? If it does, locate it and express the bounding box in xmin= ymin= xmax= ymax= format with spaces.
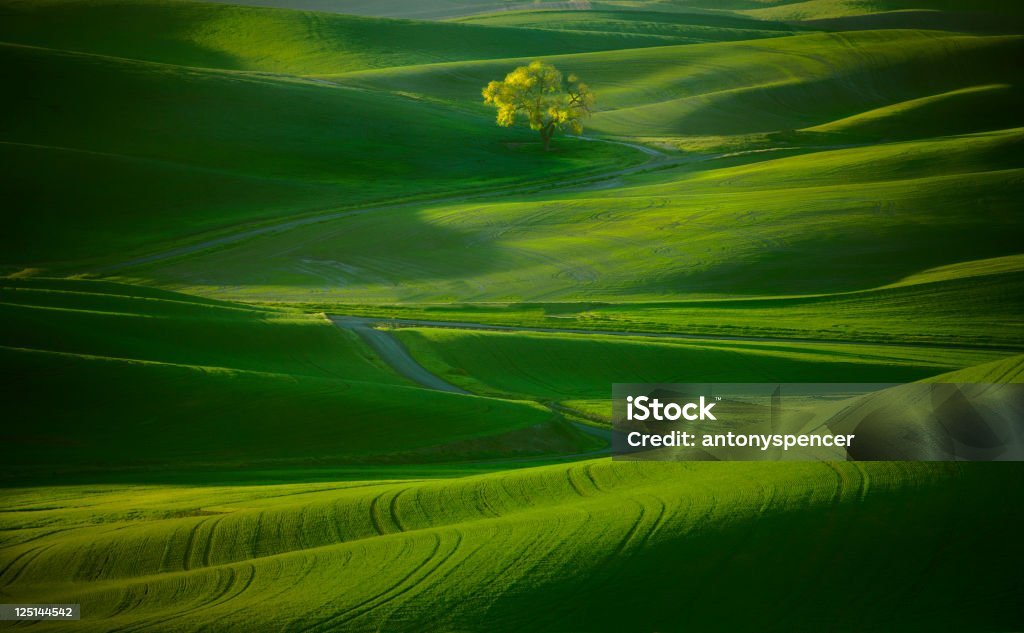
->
xmin=482 ymin=61 xmax=595 ymax=151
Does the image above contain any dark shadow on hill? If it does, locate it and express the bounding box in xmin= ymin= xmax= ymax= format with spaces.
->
xmin=481 ymin=462 xmax=1024 ymax=633
xmin=798 ymin=84 xmax=1024 ymax=143
xmin=597 ymin=35 xmax=1023 ymax=136
xmin=3 ymin=43 xmax=643 ymax=271
xmin=627 ymin=224 xmax=1024 ymax=296
xmin=800 ymin=10 xmax=1024 ymax=35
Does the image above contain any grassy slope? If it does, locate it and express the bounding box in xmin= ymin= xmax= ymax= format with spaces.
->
xmin=0 ymin=280 xmax=401 ymax=378
xmin=104 ymin=23 xmax=1016 ymax=350
xmin=0 ymin=0 xmax=686 ymax=74
xmin=0 ymin=43 xmax=640 ymax=270
xmin=313 ymin=254 xmax=1024 ymax=347
xmin=186 ymin=0 xmax=605 ymax=20
xmin=148 ymin=0 xmax=1024 ymax=20
xmin=455 ymin=9 xmax=804 ymax=43
xmin=2 ymin=460 xmax=1022 ymax=631
xmin=122 ymin=129 xmax=1024 ymax=338
xmin=618 ymin=0 xmax=1024 ymax=16
xmin=333 ymin=30 xmax=1023 ymax=138
xmin=393 ymin=327 xmax=1010 ymax=402
xmin=0 ymin=279 xmax=602 ymax=479
xmin=805 ymin=83 xmax=1024 ymax=139
xmin=390 ymin=324 xmax=1020 ymax=423
xmin=1 ymin=4 xmax=1023 ymax=630
xmin=817 ymin=355 xmax=1024 ymax=459
xmin=738 ymin=0 xmax=1024 ymax=20
xmin=4 ymin=14 xmax=1020 ymax=277
xmin=922 ymin=352 xmax=1024 ymax=382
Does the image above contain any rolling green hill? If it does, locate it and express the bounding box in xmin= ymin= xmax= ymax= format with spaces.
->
xmin=0 ymin=279 xmax=602 ymax=480
xmin=0 ymin=42 xmax=640 ymax=270
xmin=334 ymin=30 xmax=1023 ymax=138
xmin=386 ymin=322 xmax=1019 ymax=425
xmin=3 ymin=1 xmax=1023 ymax=630
xmin=922 ymin=352 xmax=1024 ymax=382
xmin=320 ymin=252 xmax=1024 ymax=348
xmin=181 ymin=0 xmax=1024 ymax=21
xmin=803 ymin=83 xmax=1024 ymax=140
xmin=456 ymin=9 xmax=803 ymax=43
xmin=193 ymin=0 xmax=602 ymax=20
xmin=0 ymin=0 xmax=687 ymax=74
xmin=2 ymin=460 xmax=1022 ymax=631
xmin=0 ymin=279 xmax=397 ymax=378
xmin=738 ymin=0 xmax=1024 ymax=21
xmin=119 ymin=129 xmax=1024 ymax=322
xmin=5 ymin=7 xmax=1021 ymax=276
xmin=393 ymin=327 xmax=1009 ymax=402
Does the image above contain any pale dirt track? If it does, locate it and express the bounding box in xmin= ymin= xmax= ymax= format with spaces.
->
xmin=328 ymin=315 xmax=614 ymax=454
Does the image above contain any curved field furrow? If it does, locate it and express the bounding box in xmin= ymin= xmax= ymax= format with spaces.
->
xmin=127 ymin=565 xmax=247 ymax=633
xmin=338 ymin=530 xmax=466 ymax=631
xmin=0 ymin=544 xmax=54 ymax=588
xmin=2 ymin=461 xmax=1022 ymax=630
xmin=186 ymin=563 xmax=258 ymax=633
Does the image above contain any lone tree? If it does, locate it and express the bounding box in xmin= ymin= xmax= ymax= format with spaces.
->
xmin=483 ymin=61 xmax=595 ymax=151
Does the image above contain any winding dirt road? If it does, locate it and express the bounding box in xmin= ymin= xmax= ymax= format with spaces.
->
xmin=329 ymin=315 xmax=614 ymax=448
xmin=331 ymin=316 xmax=470 ymax=395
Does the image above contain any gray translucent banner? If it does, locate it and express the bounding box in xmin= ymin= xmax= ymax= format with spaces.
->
xmin=612 ymin=383 xmax=1024 ymax=461
xmin=0 ymin=604 xmax=80 ymax=620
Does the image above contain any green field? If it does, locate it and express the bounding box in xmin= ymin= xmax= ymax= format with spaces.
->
xmin=0 ymin=278 xmax=606 ymax=481
xmin=117 ymin=128 xmax=1024 ymax=311
xmin=4 ymin=461 xmax=1024 ymax=632
xmin=391 ymin=328 xmax=1013 ymax=403
xmin=2 ymin=0 xmax=1023 ymax=630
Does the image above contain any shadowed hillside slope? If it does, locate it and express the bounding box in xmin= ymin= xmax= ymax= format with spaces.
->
xmin=333 ymin=30 xmax=1024 ymax=138
xmin=0 ymin=0 xmax=686 ymax=74
xmin=2 ymin=460 xmax=1022 ymax=631
xmin=0 ymin=43 xmax=639 ymax=270
xmin=122 ymin=129 xmax=1024 ymax=312
xmin=0 ymin=279 xmax=602 ymax=479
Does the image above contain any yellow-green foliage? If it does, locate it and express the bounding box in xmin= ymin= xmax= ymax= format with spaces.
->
xmin=483 ymin=60 xmax=595 ymax=148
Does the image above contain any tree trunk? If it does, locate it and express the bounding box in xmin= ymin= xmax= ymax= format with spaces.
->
xmin=541 ymin=125 xmax=554 ymax=151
